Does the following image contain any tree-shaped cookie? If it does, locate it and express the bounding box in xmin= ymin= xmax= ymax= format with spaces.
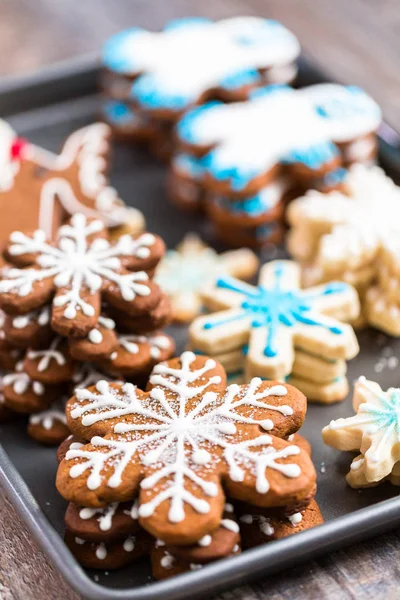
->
xmin=177 ymin=84 xmax=381 ymax=194
xmin=0 ymin=120 xmax=144 ymax=248
xmin=0 ymin=213 xmax=165 ymax=338
xmin=323 ymin=377 xmax=400 ymax=485
xmin=190 ymin=260 xmax=360 ymax=380
xmin=57 ymin=351 xmax=316 ymax=545
xmin=103 ymin=17 xmax=300 ymax=114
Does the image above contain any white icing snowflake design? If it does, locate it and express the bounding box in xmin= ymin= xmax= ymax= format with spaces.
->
xmin=64 ymin=351 xmax=306 ymax=524
xmin=0 ymin=213 xmax=157 ymax=327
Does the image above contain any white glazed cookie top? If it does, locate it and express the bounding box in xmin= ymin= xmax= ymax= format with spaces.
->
xmin=178 ymin=85 xmax=381 ymax=186
xmin=103 ymin=17 xmax=300 ymax=109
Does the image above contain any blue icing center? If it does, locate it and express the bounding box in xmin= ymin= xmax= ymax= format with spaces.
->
xmin=203 ymin=263 xmax=346 ymax=358
xmin=362 ymin=389 xmax=400 ymax=435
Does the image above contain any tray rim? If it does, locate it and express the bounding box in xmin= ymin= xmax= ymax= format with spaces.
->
xmin=3 ymin=439 xmax=400 ymax=600
xmin=1 ymin=55 xmax=400 ymax=600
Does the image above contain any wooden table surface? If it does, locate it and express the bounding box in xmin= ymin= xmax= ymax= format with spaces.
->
xmin=1 ymin=1 xmax=400 ymax=599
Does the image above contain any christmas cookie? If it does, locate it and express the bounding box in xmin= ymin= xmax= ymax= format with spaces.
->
xmin=155 ymin=233 xmax=258 ymax=323
xmin=0 ymin=119 xmax=144 ymax=249
xmin=189 ymin=260 xmax=359 ymax=403
xmin=238 ymin=498 xmax=323 ymax=549
xmin=323 ymin=377 xmax=400 ymax=487
xmin=27 ymin=401 xmax=70 ymax=445
xmin=287 ymin=165 xmax=400 ymax=332
xmin=176 ymin=84 xmax=381 ymax=198
xmin=103 ymin=17 xmax=300 ymax=118
xmin=0 ymin=214 xmax=166 ymax=338
xmin=65 ymin=499 xmax=139 ymax=543
xmin=57 ymin=351 xmax=316 ymax=545
xmin=64 ymin=529 xmax=152 ymax=570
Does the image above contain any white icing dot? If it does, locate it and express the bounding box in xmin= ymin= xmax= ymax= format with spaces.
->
xmin=198 ymin=534 xmax=212 ymax=547
xmin=89 ymin=329 xmax=103 ymax=344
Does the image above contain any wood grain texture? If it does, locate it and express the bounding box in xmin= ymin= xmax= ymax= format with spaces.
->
xmin=0 ymin=492 xmax=80 ymax=600
xmin=1 ymin=1 xmax=400 ymax=599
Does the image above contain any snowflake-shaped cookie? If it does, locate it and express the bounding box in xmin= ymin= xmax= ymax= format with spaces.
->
xmin=287 ymin=165 xmax=400 ymax=273
xmin=57 ymin=351 xmax=315 ymax=544
xmin=0 ymin=213 xmax=165 ymax=338
xmin=190 ymin=260 xmax=360 ymax=380
xmin=177 ymin=84 xmax=381 ymax=192
xmin=0 ymin=120 xmax=144 ymax=236
xmin=155 ymin=233 xmax=258 ymax=322
xmin=323 ymin=377 xmax=400 ymax=484
xmin=103 ymin=17 xmax=300 ymax=113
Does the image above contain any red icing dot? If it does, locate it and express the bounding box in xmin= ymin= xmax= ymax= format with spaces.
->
xmin=10 ymin=138 xmax=28 ymax=161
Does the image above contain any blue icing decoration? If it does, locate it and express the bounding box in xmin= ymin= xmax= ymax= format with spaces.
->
xmin=219 ymin=68 xmax=261 ymax=90
xmin=203 ymin=263 xmax=347 ymax=358
xmin=174 ymin=154 xmax=205 ymax=179
xmin=250 ymin=83 xmax=291 ymax=101
xmin=361 ymin=389 xmax=400 ymax=435
xmin=315 ymin=86 xmax=381 ymax=120
xmin=282 ymin=141 xmax=339 ymax=169
xmin=131 ymin=74 xmax=189 ymax=110
xmin=216 ymin=190 xmax=275 ymax=216
xmin=233 ymin=19 xmax=295 ymax=47
xmin=255 ymin=223 xmax=277 ymax=240
xmin=203 ymin=151 xmax=261 ymax=192
xmin=322 ymin=167 xmax=347 ymax=187
xmin=103 ymin=100 xmax=136 ymax=125
xmin=177 ymin=101 xmax=222 ymax=144
xmin=102 ymin=28 xmax=143 ymax=73
xmin=163 ymin=17 xmax=212 ymax=31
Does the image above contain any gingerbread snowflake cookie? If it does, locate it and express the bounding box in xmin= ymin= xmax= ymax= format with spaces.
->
xmin=323 ymin=377 xmax=400 ymax=487
xmin=57 ymin=351 xmax=316 ymax=545
xmin=0 ymin=119 xmax=144 ymax=247
xmin=155 ymin=233 xmax=258 ymax=323
xmin=0 ymin=213 xmax=166 ymax=338
xmin=189 ymin=259 xmax=360 ymax=403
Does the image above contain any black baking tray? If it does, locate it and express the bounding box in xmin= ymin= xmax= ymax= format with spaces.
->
xmin=1 ymin=54 xmax=400 ymax=600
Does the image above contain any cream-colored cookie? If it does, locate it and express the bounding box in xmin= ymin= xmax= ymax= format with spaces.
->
xmin=155 ymin=233 xmax=258 ymax=323
xmin=323 ymin=377 xmax=400 ymax=484
xmin=364 ymin=287 xmax=400 ymax=336
xmin=190 ymin=260 xmax=359 ymax=388
xmin=288 ymin=374 xmax=348 ymax=404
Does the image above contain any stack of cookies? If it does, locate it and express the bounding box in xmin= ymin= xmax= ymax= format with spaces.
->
xmin=170 ymin=83 xmax=381 ymax=248
xmin=287 ymin=164 xmax=400 ymax=330
xmin=56 ymin=351 xmax=323 ymax=578
xmin=100 ymin=16 xmax=300 ymax=158
xmin=323 ymin=377 xmax=400 ymax=489
xmin=188 ymin=260 xmax=361 ymax=403
xmin=0 ymin=213 xmax=174 ymax=444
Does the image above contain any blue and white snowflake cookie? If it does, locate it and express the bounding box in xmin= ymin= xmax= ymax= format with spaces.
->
xmin=189 ymin=259 xmax=360 ymax=386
